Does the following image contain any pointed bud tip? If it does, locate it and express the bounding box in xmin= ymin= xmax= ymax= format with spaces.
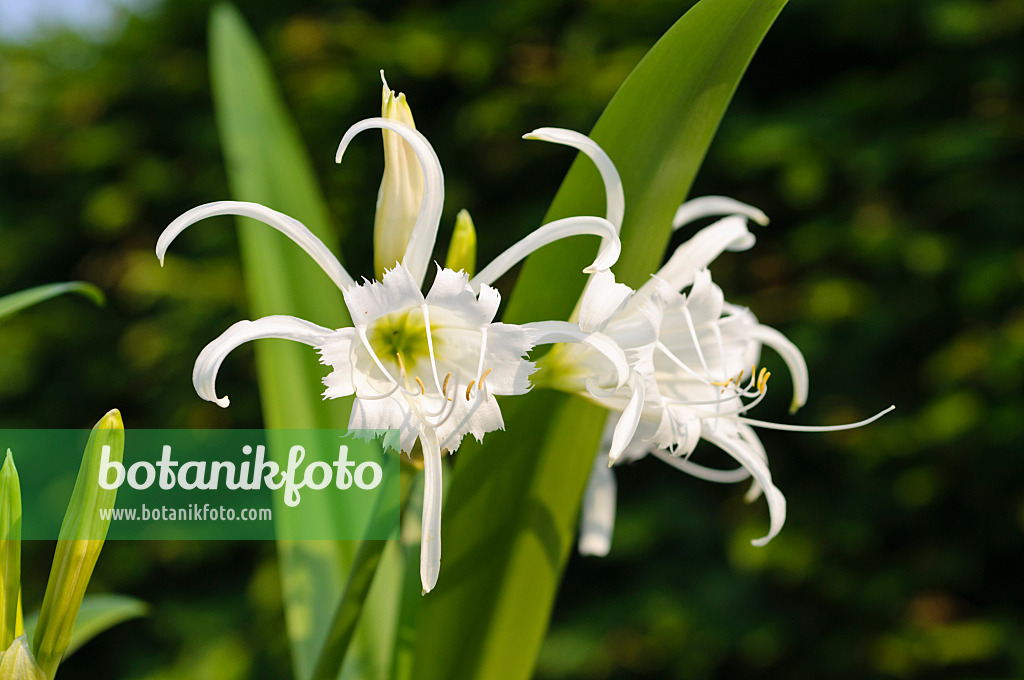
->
xmin=99 ymin=409 xmax=123 ymax=430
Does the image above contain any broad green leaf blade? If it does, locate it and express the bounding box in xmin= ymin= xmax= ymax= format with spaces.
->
xmin=0 ymin=283 xmax=104 ymax=321
xmin=23 ymin=594 xmax=147 ymax=661
xmin=209 ymin=6 xmax=399 ymax=680
xmin=415 ymin=1 xmax=787 ymax=679
xmin=313 ymin=464 xmax=415 ymax=680
xmin=508 ymin=0 xmax=788 ymax=319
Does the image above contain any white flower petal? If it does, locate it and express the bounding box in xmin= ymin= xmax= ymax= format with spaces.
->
xmin=683 ymin=269 xmax=726 ymax=326
xmin=349 ymin=392 xmax=419 ymax=452
xmin=579 ymin=269 xmax=633 ymax=334
xmin=436 ymin=393 xmax=505 ymax=451
xmin=318 ymin=328 xmax=360 ymax=399
xmin=673 ymin=195 xmax=769 ymax=230
xmin=342 ymin=263 xmax=425 ymax=329
xmin=653 ymin=403 xmax=702 ymax=455
xmin=649 ymin=447 xmax=751 ymax=483
xmin=470 ymin=216 xmax=620 ymax=291
xmin=425 ymin=266 xmax=492 ymax=326
xmin=644 ymin=215 xmax=754 ymax=294
xmin=479 ymin=324 xmax=536 ymax=394
xmin=523 ymin=128 xmax=625 ymax=230
xmin=193 ymin=315 xmax=333 ymax=408
xmin=578 ymin=451 xmax=617 ymax=556
xmin=336 ymin=118 xmax=444 ymax=286
xmin=608 ymin=375 xmax=645 ymax=465
xmin=745 ymin=323 xmax=810 ymax=413
xmin=701 ymin=428 xmax=786 ymax=547
xmin=420 ymin=434 xmax=444 ymax=593
xmin=526 ymin=321 xmax=628 ymax=390
xmin=158 ymin=201 xmax=354 ymax=291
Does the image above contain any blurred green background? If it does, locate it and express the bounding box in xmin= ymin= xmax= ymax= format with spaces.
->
xmin=1 ymin=0 xmax=1022 ymax=677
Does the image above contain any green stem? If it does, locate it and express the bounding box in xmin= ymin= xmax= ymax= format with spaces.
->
xmin=311 ymin=460 xmax=416 ymax=680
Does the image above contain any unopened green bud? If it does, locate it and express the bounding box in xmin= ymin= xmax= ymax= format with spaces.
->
xmin=374 ymin=72 xmax=424 ymax=278
xmin=0 ymin=636 xmax=45 ymax=680
xmin=0 ymin=451 xmax=21 ymax=650
xmin=444 ymin=209 xmax=477 ymax=277
xmin=33 ymin=410 xmax=123 ymax=679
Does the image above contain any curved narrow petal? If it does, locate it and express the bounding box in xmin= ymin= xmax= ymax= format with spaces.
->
xmin=700 ymin=429 xmax=786 ymax=547
xmin=579 ymin=269 xmax=633 ymax=334
xmin=420 ymin=434 xmax=444 ymax=594
xmin=525 ymin=321 xmax=629 ymax=390
xmin=523 ymin=128 xmax=625 ymax=230
xmin=578 ymin=451 xmax=617 ymax=557
xmin=745 ymin=324 xmax=810 ymax=413
xmin=673 ymin=195 xmax=769 ymax=230
xmin=337 ymin=118 xmax=444 ymax=286
xmin=193 ymin=315 xmax=332 ymax=408
xmin=608 ymin=376 xmax=645 ymax=465
xmin=158 ymin=201 xmax=354 ymax=290
xmin=649 ymin=447 xmax=751 ymax=483
xmin=645 ymin=215 xmax=753 ymax=293
xmin=470 ymin=216 xmax=620 ymax=290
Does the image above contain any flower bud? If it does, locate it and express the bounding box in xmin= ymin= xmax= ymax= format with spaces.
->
xmin=374 ymin=73 xmax=424 ymax=277
xmin=33 ymin=410 xmax=123 ymax=679
xmin=0 ymin=450 xmax=21 ymax=650
xmin=444 ymin=209 xmax=477 ymax=277
xmin=0 ymin=636 xmax=45 ymax=680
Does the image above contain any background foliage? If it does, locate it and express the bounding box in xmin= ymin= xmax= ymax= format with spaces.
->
xmin=0 ymin=0 xmax=1021 ymax=678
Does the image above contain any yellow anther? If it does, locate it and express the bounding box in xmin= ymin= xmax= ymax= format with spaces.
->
xmin=396 ymin=352 xmax=407 ymax=378
xmin=442 ymin=372 xmax=451 ymax=396
xmin=414 ymin=377 xmax=426 ymax=395
xmin=758 ymin=369 xmax=771 ymax=393
xmin=465 ymin=380 xmax=476 ymax=400
xmin=478 ymin=368 xmax=493 ymax=389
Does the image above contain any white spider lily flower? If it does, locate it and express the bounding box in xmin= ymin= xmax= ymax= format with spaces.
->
xmin=519 ymin=127 xmax=893 ymax=552
xmin=569 ymin=263 xmax=893 ymax=555
xmin=560 ymin=210 xmax=892 ymax=554
xmin=158 ymin=115 xmax=626 ymax=592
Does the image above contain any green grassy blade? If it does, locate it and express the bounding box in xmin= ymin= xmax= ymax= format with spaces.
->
xmin=209 ymin=6 xmax=398 ymax=680
xmin=0 ymin=282 xmax=104 ymax=321
xmin=24 ymin=594 xmax=147 ymax=660
xmin=414 ymin=1 xmax=787 ymax=679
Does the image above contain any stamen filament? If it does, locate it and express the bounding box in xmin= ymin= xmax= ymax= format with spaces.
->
xmin=356 ymin=328 xmax=419 ymax=397
xmin=421 ymin=304 xmax=445 ymax=395
xmin=735 ymin=405 xmax=896 ymax=432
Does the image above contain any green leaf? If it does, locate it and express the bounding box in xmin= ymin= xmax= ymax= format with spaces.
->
xmin=0 ymin=283 xmax=104 ymax=322
xmin=209 ymin=6 xmax=399 ymax=680
xmin=313 ymin=464 xmax=416 ymax=680
xmin=23 ymin=594 xmax=147 ymax=661
xmin=414 ymin=1 xmax=788 ymax=678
